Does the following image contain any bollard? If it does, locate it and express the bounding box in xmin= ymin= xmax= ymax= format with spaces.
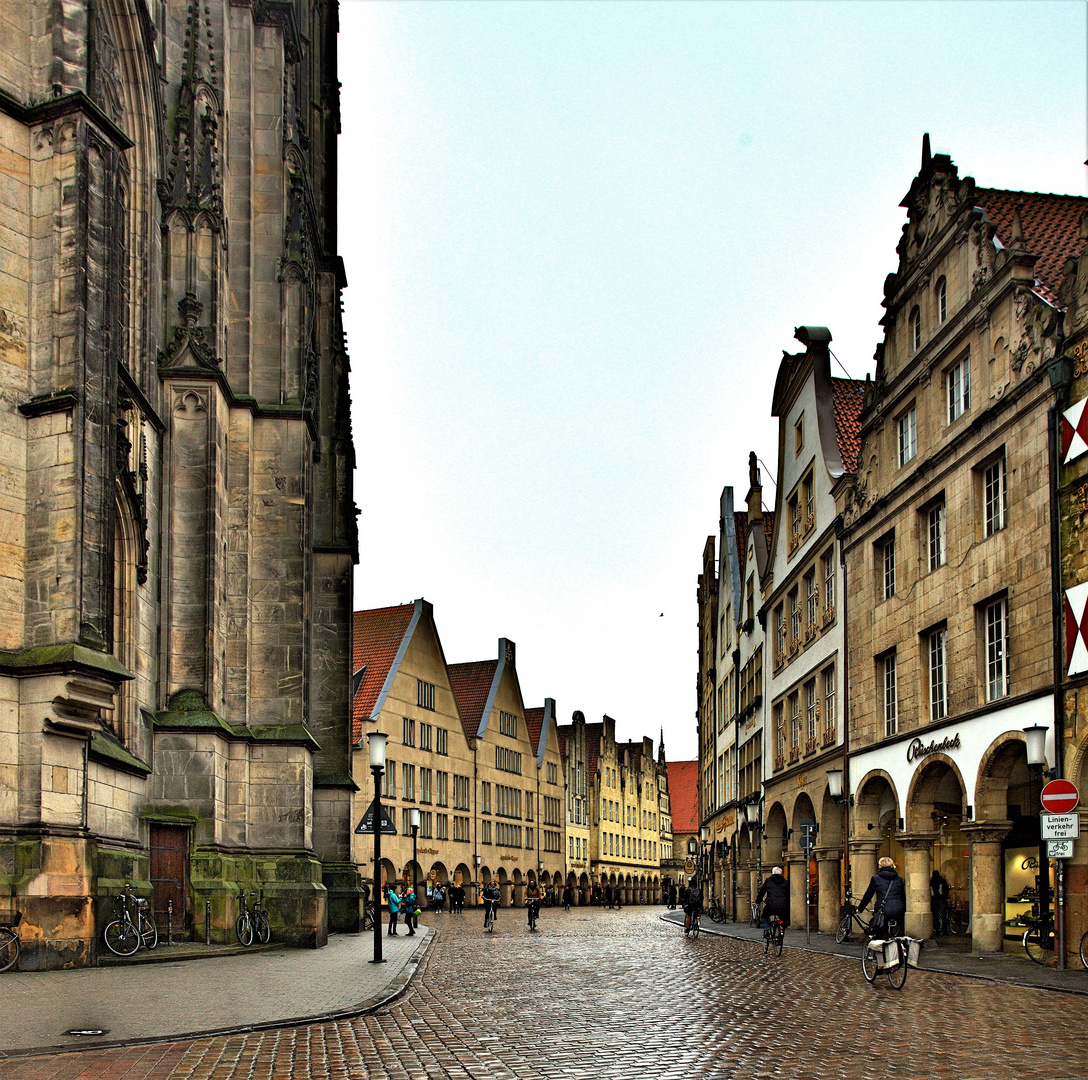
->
xmin=205 ymin=899 xmax=211 ymax=945
xmin=167 ymin=899 xmax=174 ymax=946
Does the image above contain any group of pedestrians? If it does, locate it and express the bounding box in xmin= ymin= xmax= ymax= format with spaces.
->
xmin=383 ymin=882 xmax=419 ymax=937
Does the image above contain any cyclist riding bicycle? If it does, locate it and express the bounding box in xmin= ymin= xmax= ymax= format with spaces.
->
xmin=683 ymin=878 xmax=703 ymax=934
xmin=756 ymin=866 xmax=790 ymax=932
xmin=482 ymin=879 xmax=500 ymax=927
xmin=858 ymin=856 xmax=906 ymax=936
xmin=525 ymin=880 xmax=543 ymax=925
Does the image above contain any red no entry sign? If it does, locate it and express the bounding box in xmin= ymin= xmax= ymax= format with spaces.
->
xmin=1040 ymin=779 xmax=1080 ymax=814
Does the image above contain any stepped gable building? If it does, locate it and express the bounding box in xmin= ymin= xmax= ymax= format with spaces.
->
xmin=839 ymin=137 xmax=1087 ymax=950
xmin=0 ymin=1 xmax=356 ymax=966
xmin=556 ymin=711 xmax=593 ymax=900
xmin=762 ymin=327 xmax=864 ymax=934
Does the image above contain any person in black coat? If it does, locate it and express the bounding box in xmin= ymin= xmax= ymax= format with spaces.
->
xmin=859 ymin=857 xmax=907 ymax=934
xmin=930 ymin=870 xmax=950 ymax=936
xmin=756 ymin=866 xmax=790 ymax=931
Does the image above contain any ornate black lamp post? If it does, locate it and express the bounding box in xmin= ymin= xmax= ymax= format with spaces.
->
xmin=368 ymin=731 xmax=387 ymax=965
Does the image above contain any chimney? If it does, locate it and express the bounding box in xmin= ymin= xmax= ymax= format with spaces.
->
xmin=746 ymin=451 xmax=762 ymax=523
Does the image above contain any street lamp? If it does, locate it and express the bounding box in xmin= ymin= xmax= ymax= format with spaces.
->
xmin=368 ymin=731 xmax=387 ymax=964
xmin=744 ymin=799 xmax=764 ymax=901
xmin=826 ymin=768 xmax=853 ymax=806
xmin=1023 ymin=725 xmax=1052 ymax=774
xmin=700 ymin=825 xmax=710 ymax=890
xmin=409 ymin=806 xmax=420 ymax=928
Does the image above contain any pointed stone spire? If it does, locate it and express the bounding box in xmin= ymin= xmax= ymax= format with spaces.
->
xmin=1010 ymin=205 xmax=1027 ymax=252
xmin=921 ymin=132 xmax=931 ymax=170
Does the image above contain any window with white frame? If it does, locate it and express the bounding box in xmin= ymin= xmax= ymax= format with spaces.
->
xmin=480 ymin=780 xmax=491 ymax=814
xmin=805 ymin=570 xmax=817 ymax=627
xmin=947 ymin=355 xmax=970 ymax=423
xmin=790 ymin=692 xmax=800 ymax=751
xmin=985 ymin=597 xmax=1009 ymax=702
xmin=928 ymin=627 xmax=947 ymax=721
xmin=898 ymin=406 xmax=917 ymax=466
xmin=774 ymin=703 xmax=785 ymax=762
xmin=805 ymin=678 xmax=817 ymax=745
xmin=420 ymin=767 xmax=432 ymax=804
xmin=936 ymin=277 xmax=948 ymax=324
xmin=499 ymin=710 xmax=518 ymax=738
xmin=401 ymin=763 xmax=415 ymax=801
xmin=928 ymin=502 xmax=944 ymax=572
xmin=790 ymin=588 xmax=800 ymax=645
xmin=436 ymin=771 xmax=448 ymax=806
xmin=910 ymin=306 xmax=921 ymax=352
xmin=882 ymin=652 xmax=898 ymax=737
xmin=822 ymin=665 xmax=836 ymax=740
xmin=419 ymin=722 xmax=432 ymax=751
xmin=381 ymin=760 xmax=396 ymax=799
xmin=882 ymin=535 xmax=896 ymax=601
xmin=823 ymin=548 xmax=835 ymax=614
xmin=983 ymin=457 xmax=1006 ymax=537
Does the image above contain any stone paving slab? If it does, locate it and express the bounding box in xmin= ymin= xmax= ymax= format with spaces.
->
xmin=668 ymin=910 xmax=1088 ymax=995
xmin=0 ymin=926 xmax=432 ymax=1057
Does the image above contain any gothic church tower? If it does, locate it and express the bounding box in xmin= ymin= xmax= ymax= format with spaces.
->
xmin=0 ymin=0 xmax=357 ymax=967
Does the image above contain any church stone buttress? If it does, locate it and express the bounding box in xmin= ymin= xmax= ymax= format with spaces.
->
xmin=0 ymin=0 xmax=358 ymax=967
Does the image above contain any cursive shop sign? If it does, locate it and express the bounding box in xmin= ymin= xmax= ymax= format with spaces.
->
xmin=906 ymin=733 xmax=961 ymax=763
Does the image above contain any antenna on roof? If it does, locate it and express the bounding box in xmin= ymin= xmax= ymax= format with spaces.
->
xmin=829 ymin=348 xmax=855 ymax=381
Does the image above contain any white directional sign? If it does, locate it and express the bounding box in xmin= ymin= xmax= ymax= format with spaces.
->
xmin=1040 ymin=813 xmax=1080 ymax=840
xmin=1047 ymin=839 xmax=1075 ymax=859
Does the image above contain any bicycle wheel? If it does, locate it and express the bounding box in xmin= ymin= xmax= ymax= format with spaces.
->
xmin=948 ymin=909 xmax=964 ymax=935
xmin=1080 ymin=930 xmax=1088 ymax=971
xmin=861 ymin=939 xmax=879 ymax=983
xmin=103 ymin=918 xmax=140 ymax=956
xmin=763 ymin=928 xmax=772 ymax=955
xmin=690 ymin=915 xmax=700 ymax=939
xmin=363 ymin=903 xmax=375 ymax=931
xmin=0 ymin=928 xmax=19 ymax=972
xmin=710 ymin=905 xmax=724 ymax=924
xmin=236 ymin=912 xmax=254 ymax=947
xmin=835 ymin=912 xmax=852 ymax=944
xmin=255 ymin=911 xmax=271 ymax=944
xmin=138 ymin=911 xmax=158 ymax=950
xmin=1023 ymin=924 xmax=1054 ymax=965
xmin=886 ymin=941 xmax=908 ymax=989
xmin=773 ymin=925 xmax=783 ymax=957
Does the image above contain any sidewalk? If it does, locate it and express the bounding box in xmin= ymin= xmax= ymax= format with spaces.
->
xmin=0 ymin=926 xmax=432 ymax=1058
xmin=662 ymin=910 xmax=1088 ymax=995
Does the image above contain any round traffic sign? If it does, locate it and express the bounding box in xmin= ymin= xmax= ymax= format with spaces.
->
xmin=1040 ymin=779 xmax=1079 ymax=814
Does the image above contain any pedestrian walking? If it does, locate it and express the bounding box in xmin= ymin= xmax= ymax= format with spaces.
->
xmin=668 ymin=881 xmax=677 ymax=909
xmin=403 ymin=884 xmax=419 ymax=935
xmin=604 ymin=884 xmax=613 ymax=909
xmin=432 ymin=883 xmax=446 ymax=913
xmin=451 ymin=883 xmax=464 ymax=913
xmin=563 ymin=884 xmax=572 ymax=910
xmin=930 ymin=869 xmax=950 ymax=936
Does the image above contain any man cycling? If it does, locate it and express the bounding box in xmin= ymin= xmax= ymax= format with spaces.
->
xmin=525 ymin=879 xmax=543 ymax=926
xmin=683 ymin=878 xmax=703 ymax=935
xmin=756 ymin=866 xmax=790 ymax=932
xmin=481 ymin=879 xmax=500 ymax=928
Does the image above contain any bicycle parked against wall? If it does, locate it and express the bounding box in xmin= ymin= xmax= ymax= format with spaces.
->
xmin=861 ymin=919 xmax=909 ymax=989
xmin=707 ymin=897 xmax=727 ymax=923
xmin=0 ymin=912 xmax=20 ymax=972
xmin=835 ymin=891 xmax=872 ymax=943
xmin=236 ymin=890 xmax=271 ymax=947
xmin=363 ymin=900 xmax=377 ymax=931
xmin=1022 ymin=910 xmax=1056 ymax=965
xmin=946 ymin=887 xmax=969 ymax=935
xmin=103 ymin=884 xmax=157 ymax=956
xmin=763 ymin=915 xmax=785 ymax=957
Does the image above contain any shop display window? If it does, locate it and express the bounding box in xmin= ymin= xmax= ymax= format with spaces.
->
xmin=1003 ymin=845 xmax=1054 ymax=938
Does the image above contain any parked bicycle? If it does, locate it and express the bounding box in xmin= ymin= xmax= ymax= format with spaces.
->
xmin=835 ymin=890 xmax=871 ymax=943
xmin=861 ymin=919 xmax=909 ymax=989
xmin=1022 ymin=911 xmax=1055 ymax=966
xmin=236 ymin=890 xmax=271 ymax=947
xmin=946 ymin=887 xmax=969 ymax=935
xmin=363 ymin=900 xmax=377 ymax=931
xmin=707 ymin=897 xmax=727 ymax=923
xmin=749 ymin=900 xmax=761 ymax=928
xmin=763 ymin=915 xmax=785 ymax=957
xmin=0 ymin=912 xmax=20 ymax=972
xmin=103 ymin=884 xmax=157 ymax=956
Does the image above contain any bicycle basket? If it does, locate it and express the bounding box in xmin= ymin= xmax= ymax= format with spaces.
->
xmin=907 ymin=938 xmax=923 ymax=968
xmin=135 ymin=898 xmax=149 ymax=909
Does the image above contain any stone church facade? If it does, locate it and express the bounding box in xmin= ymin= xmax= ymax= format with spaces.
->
xmin=0 ymin=0 xmax=357 ymax=968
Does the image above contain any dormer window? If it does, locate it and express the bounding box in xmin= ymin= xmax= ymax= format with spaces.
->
xmin=936 ymin=277 xmax=948 ymax=324
xmin=910 ymin=306 xmax=922 ymax=352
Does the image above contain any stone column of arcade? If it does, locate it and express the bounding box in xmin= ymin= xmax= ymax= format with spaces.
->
xmin=850 ymin=839 xmax=882 ymax=899
xmin=787 ymin=852 xmax=808 ymax=930
xmin=815 ymin=848 xmax=842 ymax=934
xmin=898 ymin=834 xmax=937 ymax=939
xmin=962 ymin=821 xmax=1012 ymax=952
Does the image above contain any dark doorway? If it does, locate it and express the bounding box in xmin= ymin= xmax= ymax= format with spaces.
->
xmin=149 ymin=824 xmax=190 ymax=935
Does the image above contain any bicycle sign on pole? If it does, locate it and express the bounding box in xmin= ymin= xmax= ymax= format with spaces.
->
xmin=800 ymin=817 xmax=818 ymax=944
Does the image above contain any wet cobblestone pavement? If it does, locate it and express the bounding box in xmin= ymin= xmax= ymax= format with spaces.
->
xmin=5 ymin=907 xmax=1088 ymax=1079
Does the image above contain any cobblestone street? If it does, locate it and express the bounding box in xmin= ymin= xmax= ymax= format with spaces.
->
xmin=5 ymin=907 xmax=1088 ymax=1080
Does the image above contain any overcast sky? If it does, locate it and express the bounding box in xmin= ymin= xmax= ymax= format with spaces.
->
xmin=338 ymin=0 xmax=1087 ymax=762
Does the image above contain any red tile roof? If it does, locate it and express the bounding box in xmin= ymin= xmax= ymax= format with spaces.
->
xmin=974 ymin=189 xmax=1088 ymax=304
xmin=733 ymin=511 xmax=748 ymax=572
xmin=352 ymin=605 xmax=416 ymax=744
xmin=525 ymin=707 xmax=544 ymax=754
xmin=555 ymin=724 xmax=568 ymax=757
xmin=831 ymin=377 xmax=866 ymax=472
xmin=448 ymin=660 xmax=497 ymax=742
xmin=667 ymin=760 xmax=700 ymax=834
